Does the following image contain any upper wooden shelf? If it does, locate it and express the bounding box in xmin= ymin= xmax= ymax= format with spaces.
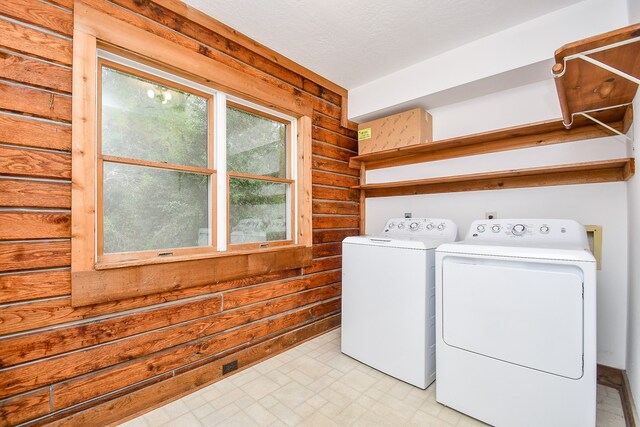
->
xmin=355 ymin=158 xmax=635 ymax=198
xmin=349 ymin=106 xmax=629 ymax=171
xmin=552 ymin=23 xmax=640 ymax=128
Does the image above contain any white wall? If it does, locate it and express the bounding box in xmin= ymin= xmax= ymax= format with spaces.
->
xmin=349 ymin=0 xmax=629 ymax=122
xmin=626 ymin=89 xmax=640 ymax=413
xmin=365 ymin=79 xmax=630 ymax=368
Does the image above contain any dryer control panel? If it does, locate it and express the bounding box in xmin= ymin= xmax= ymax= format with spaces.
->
xmin=382 ymin=218 xmax=458 ymax=240
xmin=467 ymin=219 xmax=589 ymax=248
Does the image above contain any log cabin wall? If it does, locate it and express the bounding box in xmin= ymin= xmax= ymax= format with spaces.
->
xmin=0 ymin=0 xmax=358 ymax=425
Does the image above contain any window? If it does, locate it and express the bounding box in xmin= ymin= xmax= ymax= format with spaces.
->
xmin=98 ymin=59 xmax=215 ymax=263
xmin=71 ymin=10 xmax=313 ymax=306
xmin=227 ymin=103 xmax=293 ymax=248
xmin=95 ymin=53 xmax=298 ymax=265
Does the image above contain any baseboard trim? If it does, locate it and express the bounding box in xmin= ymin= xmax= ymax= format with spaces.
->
xmin=597 ymin=364 xmax=636 ymax=427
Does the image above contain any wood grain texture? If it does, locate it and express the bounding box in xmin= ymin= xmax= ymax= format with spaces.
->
xmin=0 ymin=0 xmax=73 ymax=36
xmin=0 ymin=0 xmax=357 ymax=424
xmin=0 ymin=50 xmax=72 ymax=93
xmin=356 ymin=158 xmax=635 ymax=198
xmin=72 ymin=246 xmax=312 ymax=306
xmin=313 ymin=229 xmax=359 ymax=244
xmin=303 ymin=256 xmax=342 ymax=274
xmin=0 ymin=113 xmax=71 ymax=151
xmin=312 ymin=215 xmax=359 ymax=229
xmin=0 ymin=145 xmax=71 ymax=179
xmin=312 ymin=170 xmax=359 ymax=188
xmin=0 ymin=240 xmax=70 ymax=273
xmin=0 ymin=83 xmax=72 ymax=123
xmin=349 ymin=111 xmax=627 ymax=170
xmin=0 ymin=18 xmax=73 ymax=65
xmin=311 ymin=200 xmax=359 ymax=215
xmin=312 ymin=156 xmax=359 ymax=177
xmin=0 ymin=269 xmax=70 ymax=304
xmin=0 ymin=270 xmax=298 ymax=335
xmin=0 ymin=212 xmax=70 ymax=240
xmin=46 ymin=316 xmax=340 ymax=427
xmin=0 ymin=178 xmax=71 ymax=208
xmin=51 ymin=301 xmax=339 ymax=410
xmin=0 ymin=388 xmax=50 ymax=426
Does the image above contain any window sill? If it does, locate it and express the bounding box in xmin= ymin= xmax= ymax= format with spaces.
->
xmin=72 ymin=245 xmax=312 ymax=307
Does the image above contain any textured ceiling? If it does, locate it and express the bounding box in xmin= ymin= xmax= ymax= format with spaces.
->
xmin=182 ymin=0 xmax=584 ymax=89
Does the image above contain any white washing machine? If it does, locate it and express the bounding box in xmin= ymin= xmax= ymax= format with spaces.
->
xmin=436 ymin=219 xmax=596 ymax=427
xmin=342 ymin=217 xmax=458 ymax=389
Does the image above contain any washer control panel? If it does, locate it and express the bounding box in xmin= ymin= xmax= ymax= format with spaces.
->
xmin=382 ymin=218 xmax=457 ymax=239
xmin=467 ymin=219 xmax=589 ymax=246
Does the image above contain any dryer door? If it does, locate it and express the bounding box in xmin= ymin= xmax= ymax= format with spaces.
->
xmin=442 ymin=256 xmax=584 ymax=379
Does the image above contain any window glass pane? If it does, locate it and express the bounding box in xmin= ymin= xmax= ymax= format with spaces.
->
xmin=101 ymin=66 xmax=209 ymax=168
xmin=227 ymin=105 xmax=287 ymax=178
xmin=229 ymin=178 xmax=288 ymax=244
xmin=103 ymin=162 xmax=210 ymax=253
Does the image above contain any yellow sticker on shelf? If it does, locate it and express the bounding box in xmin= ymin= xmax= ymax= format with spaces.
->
xmin=358 ymin=128 xmax=372 ymax=141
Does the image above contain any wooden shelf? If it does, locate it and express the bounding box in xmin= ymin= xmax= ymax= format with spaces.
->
xmin=349 ymin=108 xmax=628 ymax=170
xmin=354 ymin=158 xmax=635 ymax=198
xmin=553 ymin=23 xmax=640 ymax=127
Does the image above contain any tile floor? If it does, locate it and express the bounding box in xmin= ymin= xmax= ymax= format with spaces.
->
xmin=121 ymin=328 xmax=626 ymax=426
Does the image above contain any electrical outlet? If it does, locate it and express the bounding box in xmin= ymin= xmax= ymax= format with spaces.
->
xmin=485 ymin=212 xmax=498 ymax=220
xmin=222 ymin=360 xmax=238 ymax=375
xmin=404 ymin=212 xmax=412 ymax=218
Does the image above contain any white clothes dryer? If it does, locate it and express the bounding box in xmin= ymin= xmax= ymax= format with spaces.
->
xmin=436 ymin=219 xmax=596 ymax=427
xmin=342 ymin=218 xmax=458 ymax=389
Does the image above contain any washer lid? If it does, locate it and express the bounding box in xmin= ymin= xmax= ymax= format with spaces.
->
xmin=344 ymin=235 xmax=452 ymax=250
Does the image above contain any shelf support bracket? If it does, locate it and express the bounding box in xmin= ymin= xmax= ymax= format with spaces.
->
xmin=575 ymin=111 xmax=632 ymax=143
xmin=553 ymin=36 xmax=640 ymax=131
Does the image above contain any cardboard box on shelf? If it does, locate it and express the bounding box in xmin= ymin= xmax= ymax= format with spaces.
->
xmin=357 ymin=108 xmax=433 ymax=155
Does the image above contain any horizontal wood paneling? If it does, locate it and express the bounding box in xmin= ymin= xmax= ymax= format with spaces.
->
xmin=304 ymin=256 xmax=342 ymax=274
xmin=0 ymin=240 xmax=70 ymax=273
xmin=312 ymin=185 xmax=360 ymax=202
xmin=312 ymin=215 xmax=359 ymax=229
xmin=313 ymin=126 xmax=358 ymax=151
xmin=312 ymin=200 xmax=359 ymax=215
xmin=0 ymin=0 xmax=357 ymax=423
xmin=0 ymin=145 xmax=71 ymax=179
xmin=0 ymin=51 xmax=72 ymax=93
xmin=0 ymin=0 xmax=74 ymax=36
xmin=47 ymin=316 xmax=340 ymax=427
xmin=0 ymin=212 xmax=70 ymax=240
xmin=0 ymin=388 xmax=50 ymax=426
xmin=312 ymin=170 xmax=359 ymax=188
xmin=0 ymin=269 xmax=70 ymax=304
xmin=313 ymin=229 xmax=359 ymax=244
xmin=51 ymin=300 xmax=339 ymax=410
xmin=0 ymin=84 xmax=72 ymax=123
xmin=0 ymin=270 xmax=299 ymax=335
xmin=312 ymin=242 xmax=342 ymax=258
xmin=0 ymin=178 xmax=71 ymax=208
xmin=312 ymin=156 xmax=359 ymax=176
xmin=0 ymin=18 xmax=73 ymax=65
xmin=0 ymin=114 xmax=71 ymax=152
xmin=0 ymin=294 xmax=223 ymax=368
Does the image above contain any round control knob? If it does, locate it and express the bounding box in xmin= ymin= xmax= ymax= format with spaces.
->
xmin=476 ymin=225 xmax=485 ymax=233
xmin=512 ymin=224 xmax=526 ymax=236
xmin=388 ymin=222 xmax=396 ymax=229
xmin=540 ymin=225 xmax=550 ymax=234
xmin=409 ymin=222 xmax=419 ymax=231
xmin=437 ymin=223 xmax=445 ymax=230
xmin=397 ymin=223 xmax=405 ymax=229
xmin=426 ymin=223 xmax=434 ymax=230
xmin=491 ymin=225 xmax=501 ymax=233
